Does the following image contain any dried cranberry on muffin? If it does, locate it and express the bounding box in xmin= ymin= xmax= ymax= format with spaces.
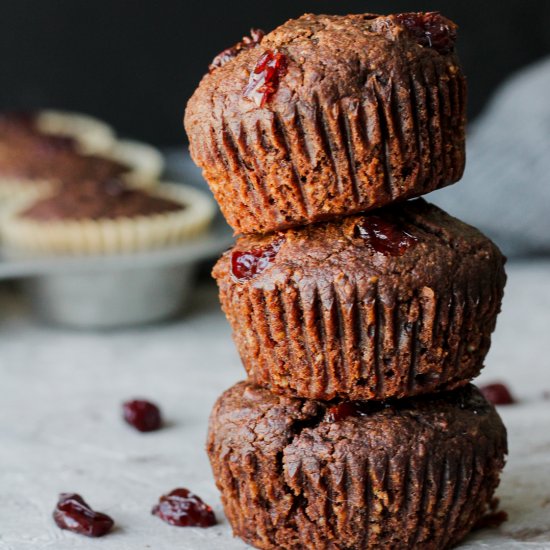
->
xmin=1 ymin=179 xmax=215 ymax=255
xmin=213 ymin=199 xmax=506 ymax=401
xmin=0 ymin=111 xmax=162 ymax=200
xmin=185 ymin=12 xmax=466 ymax=234
xmin=208 ymin=381 xmax=507 ymax=550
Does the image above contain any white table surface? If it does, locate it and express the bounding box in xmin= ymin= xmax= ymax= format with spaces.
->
xmin=1 ymin=260 xmax=549 ymax=550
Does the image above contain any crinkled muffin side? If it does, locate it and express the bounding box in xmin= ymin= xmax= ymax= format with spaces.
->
xmin=213 ymin=199 xmax=506 ymax=401
xmin=208 ymin=381 xmax=507 ymax=550
xmin=186 ymin=12 xmax=466 ymax=234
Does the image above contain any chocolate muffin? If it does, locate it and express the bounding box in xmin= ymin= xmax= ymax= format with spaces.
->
xmin=0 ymin=113 xmax=128 ymax=182
xmin=1 ymin=179 xmax=215 ymax=255
xmin=213 ymin=199 xmax=506 ymax=401
xmin=19 ymin=179 xmax=182 ymax=221
xmin=185 ymin=12 xmax=466 ymax=234
xmin=208 ymin=381 xmax=507 ymax=550
xmin=0 ymin=110 xmax=115 ymax=156
xmin=0 ymin=111 xmax=163 ymax=200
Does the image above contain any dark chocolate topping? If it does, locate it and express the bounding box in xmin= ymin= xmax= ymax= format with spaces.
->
xmin=0 ymin=110 xmax=128 ymax=184
xmin=21 ymin=180 xmax=184 ymax=221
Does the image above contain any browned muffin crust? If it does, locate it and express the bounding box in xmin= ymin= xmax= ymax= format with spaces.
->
xmin=20 ymin=180 xmax=184 ymax=221
xmin=208 ymin=381 xmax=507 ymax=550
xmin=213 ymin=199 xmax=506 ymax=401
xmin=185 ymin=12 xmax=466 ymax=234
xmin=0 ymin=112 xmax=128 ymax=184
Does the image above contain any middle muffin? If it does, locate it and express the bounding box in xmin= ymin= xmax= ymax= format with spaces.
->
xmin=213 ymin=198 xmax=506 ymax=401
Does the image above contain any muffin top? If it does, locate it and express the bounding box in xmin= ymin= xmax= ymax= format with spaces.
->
xmin=214 ymin=199 xmax=505 ymax=297
xmin=20 ymin=179 xmax=184 ymax=222
xmin=186 ymin=12 xmax=460 ymax=132
xmin=0 ymin=111 xmax=129 ymax=183
xmin=212 ymin=381 xmax=506 ymax=456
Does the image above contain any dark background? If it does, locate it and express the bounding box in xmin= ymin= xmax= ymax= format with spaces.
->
xmin=1 ymin=0 xmax=549 ymax=146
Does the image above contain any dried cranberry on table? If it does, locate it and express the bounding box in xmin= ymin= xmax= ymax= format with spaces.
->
xmin=243 ymin=50 xmax=288 ymax=107
xmin=53 ymin=493 xmax=114 ymax=537
xmin=479 ymin=383 xmax=516 ymax=406
xmin=395 ymin=12 xmax=457 ymax=54
xmin=473 ymin=497 xmax=508 ymax=530
xmin=152 ymin=488 xmax=217 ymax=528
xmin=209 ymin=28 xmax=265 ymax=71
xmin=231 ymin=238 xmax=283 ymax=281
xmin=123 ymin=399 xmax=163 ymax=432
xmin=473 ymin=509 xmax=509 ymax=530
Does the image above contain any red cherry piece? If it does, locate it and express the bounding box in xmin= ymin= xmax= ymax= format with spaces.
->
xmin=53 ymin=493 xmax=114 ymax=537
xmin=152 ymin=488 xmax=216 ymax=528
xmin=326 ymin=402 xmax=372 ymax=422
xmin=243 ymin=49 xmax=287 ymax=107
xmin=209 ymin=28 xmax=265 ymax=71
xmin=395 ymin=12 xmax=457 ymax=54
xmin=231 ymin=238 xmax=283 ymax=282
xmin=354 ymin=216 xmax=418 ymax=256
xmin=479 ymin=383 xmax=516 ymax=406
xmin=123 ymin=399 xmax=162 ymax=432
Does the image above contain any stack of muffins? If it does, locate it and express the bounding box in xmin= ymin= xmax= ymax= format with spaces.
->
xmin=185 ymin=12 xmax=508 ymax=549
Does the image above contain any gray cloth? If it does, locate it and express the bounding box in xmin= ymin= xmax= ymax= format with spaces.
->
xmin=429 ymin=56 xmax=550 ymax=257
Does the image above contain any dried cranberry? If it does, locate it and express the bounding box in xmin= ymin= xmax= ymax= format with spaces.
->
xmin=209 ymin=28 xmax=265 ymax=71
xmin=231 ymin=238 xmax=283 ymax=281
xmin=354 ymin=216 xmax=417 ymax=256
xmin=152 ymin=488 xmax=216 ymax=528
xmin=395 ymin=12 xmax=457 ymax=54
xmin=123 ymin=399 xmax=162 ymax=432
xmin=479 ymin=383 xmax=516 ymax=406
xmin=473 ymin=509 xmax=508 ymax=530
xmin=53 ymin=493 xmax=114 ymax=537
xmin=326 ymin=402 xmax=372 ymax=422
xmin=243 ymin=49 xmax=287 ymax=107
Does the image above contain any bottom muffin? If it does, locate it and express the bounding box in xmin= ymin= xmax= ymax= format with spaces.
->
xmin=208 ymin=381 xmax=507 ymax=550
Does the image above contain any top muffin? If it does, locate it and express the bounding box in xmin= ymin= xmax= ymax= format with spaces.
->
xmin=185 ymin=12 xmax=466 ymax=234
